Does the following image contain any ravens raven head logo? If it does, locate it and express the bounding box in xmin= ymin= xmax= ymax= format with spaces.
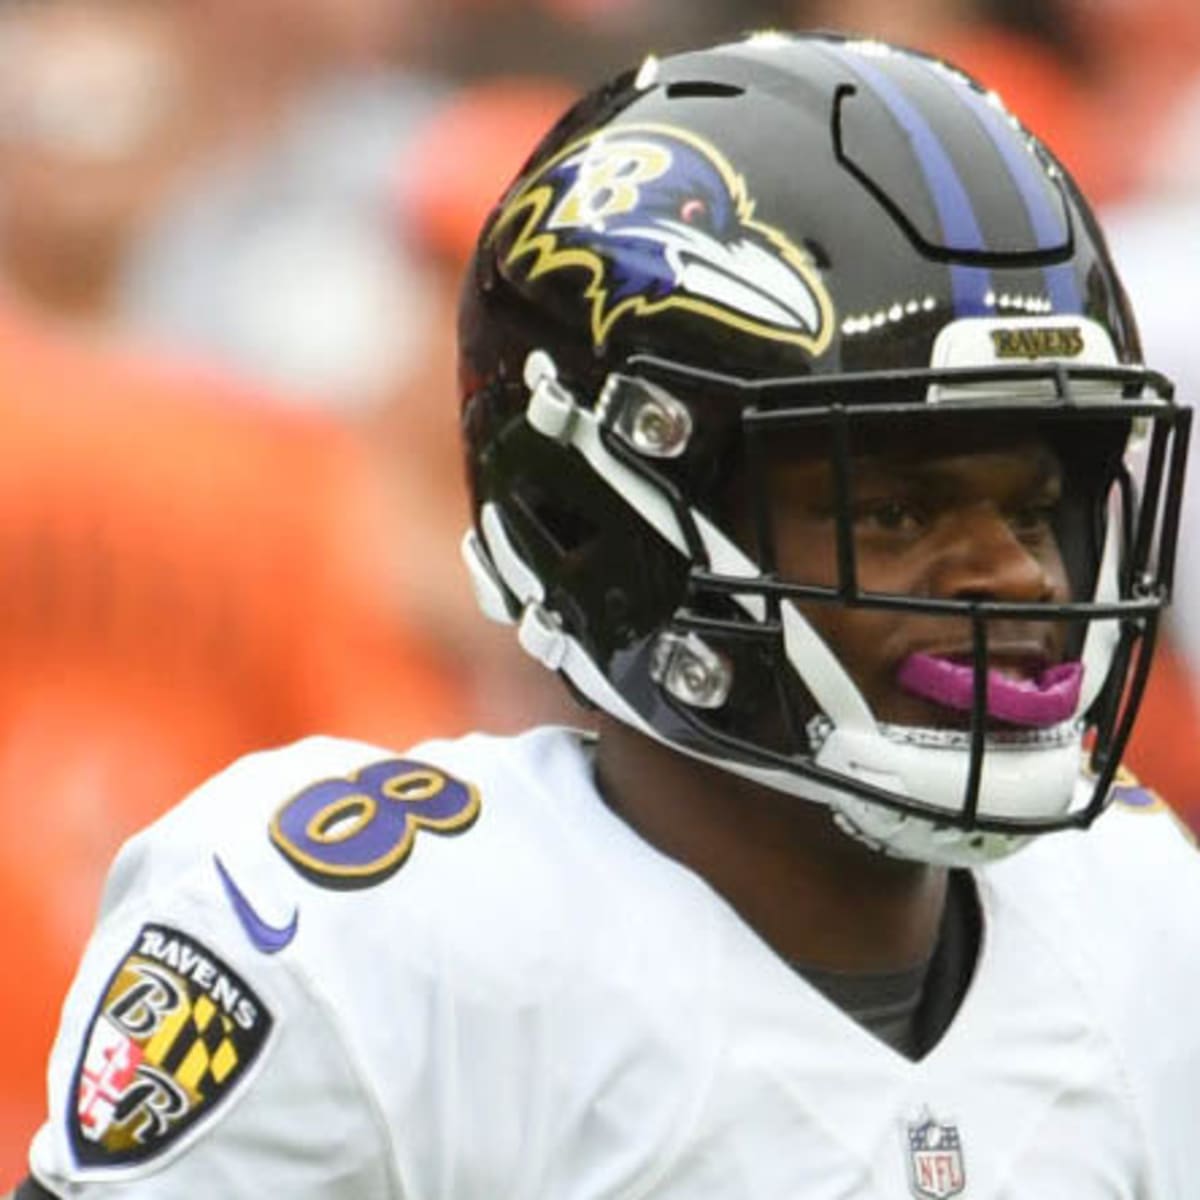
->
xmin=491 ymin=122 xmax=835 ymax=353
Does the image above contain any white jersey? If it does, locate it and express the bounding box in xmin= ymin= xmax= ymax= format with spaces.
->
xmin=27 ymin=727 xmax=1200 ymax=1199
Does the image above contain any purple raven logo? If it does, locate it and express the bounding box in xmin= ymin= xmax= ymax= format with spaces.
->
xmin=492 ymin=122 xmax=835 ymax=352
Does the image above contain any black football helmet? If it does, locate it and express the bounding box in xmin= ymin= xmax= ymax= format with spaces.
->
xmin=457 ymin=32 xmax=1189 ymax=864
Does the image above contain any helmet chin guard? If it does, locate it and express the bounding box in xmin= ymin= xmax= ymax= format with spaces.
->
xmin=458 ymin=33 xmax=1191 ymax=865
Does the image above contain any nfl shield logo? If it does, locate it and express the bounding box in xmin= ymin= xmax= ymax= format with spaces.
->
xmin=905 ymin=1109 xmax=966 ymax=1199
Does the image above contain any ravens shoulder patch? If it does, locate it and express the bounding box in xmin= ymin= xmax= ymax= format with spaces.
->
xmin=70 ymin=923 xmax=272 ymax=1168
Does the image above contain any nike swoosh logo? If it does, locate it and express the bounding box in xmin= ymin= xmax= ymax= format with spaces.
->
xmin=214 ymin=855 xmax=299 ymax=954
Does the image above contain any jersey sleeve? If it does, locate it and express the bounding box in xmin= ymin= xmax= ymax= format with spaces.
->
xmin=25 ymin=832 xmax=398 ymax=1198
xmin=1073 ymin=786 xmax=1200 ymax=1200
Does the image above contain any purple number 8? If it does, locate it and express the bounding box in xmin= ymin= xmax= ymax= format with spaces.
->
xmin=270 ymin=758 xmax=481 ymax=888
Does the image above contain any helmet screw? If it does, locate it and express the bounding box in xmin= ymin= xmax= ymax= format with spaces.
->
xmin=650 ymin=632 xmax=732 ymax=709
xmin=631 ymin=396 xmax=691 ymax=457
xmin=605 ymin=375 xmax=694 ymax=459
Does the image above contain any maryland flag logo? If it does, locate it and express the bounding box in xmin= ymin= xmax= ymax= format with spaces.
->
xmin=70 ymin=924 xmax=272 ymax=1167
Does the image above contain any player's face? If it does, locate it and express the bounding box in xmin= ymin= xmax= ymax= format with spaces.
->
xmin=761 ymin=423 xmax=1072 ymax=728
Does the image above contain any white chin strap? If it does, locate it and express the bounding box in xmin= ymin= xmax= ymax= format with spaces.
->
xmin=807 ymin=720 xmax=1085 ymax=866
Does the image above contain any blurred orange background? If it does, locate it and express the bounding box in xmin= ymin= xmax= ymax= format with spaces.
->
xmin=2 ymin=0 xmax=1198 ymax=1185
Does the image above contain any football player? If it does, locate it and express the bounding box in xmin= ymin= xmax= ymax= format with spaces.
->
xmin=10 ymin=31 xmax=1199 ymax=1200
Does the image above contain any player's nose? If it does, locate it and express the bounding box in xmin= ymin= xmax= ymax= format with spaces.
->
xmin=928 ymin=503 xmax=1061 ymax=603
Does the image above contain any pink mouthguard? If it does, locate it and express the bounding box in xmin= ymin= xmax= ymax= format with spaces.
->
xmin=896 ymin=654 xmax=1084 ymax=728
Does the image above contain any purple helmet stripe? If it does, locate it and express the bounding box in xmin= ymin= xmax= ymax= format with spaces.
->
xmin=823 ymin=44 xmax=992 ymax=317
xmin=944 ymin=73 xmax=1082 ymax=313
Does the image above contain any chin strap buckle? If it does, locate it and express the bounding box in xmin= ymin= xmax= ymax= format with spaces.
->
xmin=460 ymin=528 xmax=517 ymax=625
xmin=518 ymin=601 xmax=568 ymax=671
xmin=524 ymin=349 xmax=579 ymax=443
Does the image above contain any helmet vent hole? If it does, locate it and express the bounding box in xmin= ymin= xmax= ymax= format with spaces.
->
xmin=665 ymin=81 xmax=744 ymax=100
